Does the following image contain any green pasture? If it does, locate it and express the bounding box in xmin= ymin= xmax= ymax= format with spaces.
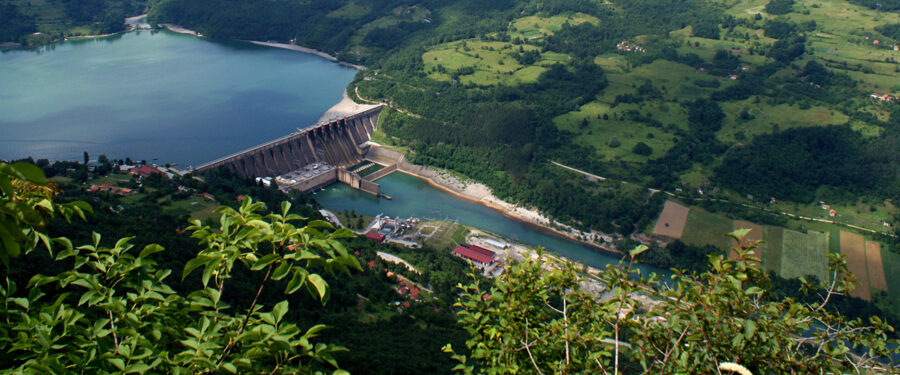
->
xmin=680 ymin=207 xmax=734 ymax=251
xmin=554 ymin=101 xmax=682 ymax=162
xmin=780 ymin=229 xmax=830 ymax=283
xmin=422 ymin=40 xmax=570 ymax=85
xmin=509 ymin=13 xmax=600 ymax=41
xmin=718 ymin=99 xmax=850 ymax=143
xmin=882 ymin=250 xmax=900 ymax=300
xmin=721 ymin=0 xmax=769 ymax=17
xmin=604 ymin=59 xmax=735 ymax=101
xmin=327 ymin=2 xmax=371 ymax=19
xmin=763 ymin=226 xmax=784 ymax=273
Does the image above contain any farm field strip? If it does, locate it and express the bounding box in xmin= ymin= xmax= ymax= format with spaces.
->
xmin=840 ymin=231 xmax=871 ymax=301
xmin=764 ymin=226 xmax=783 ymax=274
xmin=865 ymin=241 xmax=887 ymax=291
xmin=651 ymin=201 xmax=690 ymax=238
xmin=780 ymin=229 xmax=829 ymax=285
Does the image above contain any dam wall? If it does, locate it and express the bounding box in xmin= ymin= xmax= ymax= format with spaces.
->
xmin=196 ymin=105 xmax=383 ymax=177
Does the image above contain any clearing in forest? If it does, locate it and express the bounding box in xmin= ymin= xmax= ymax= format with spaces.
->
xmin=651 ymin=201 xmax=690 ymax=239
xmin=781 ymin=229 xmax=829 ymax=285
xmin=865 ymin=241 xmax=887 ymax=292
xmin=840 ymin=231 xmax=871 ymax=301
xmin=731 ymin=220 xmax=764 ymax=260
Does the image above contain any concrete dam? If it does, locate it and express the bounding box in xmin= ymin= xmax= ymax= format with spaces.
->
xmin=195 ymin=105 xmax=386 ymax=195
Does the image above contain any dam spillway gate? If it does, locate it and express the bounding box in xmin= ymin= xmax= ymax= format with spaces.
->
xmin=195 ymin=105 xmax=387 ymax=196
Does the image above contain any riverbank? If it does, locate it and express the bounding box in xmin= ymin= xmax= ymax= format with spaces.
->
xmin=388 ymin=163 xmax=625 ymax=256
xmin=160 ymin=24 xmax=202 ymax=37
xmin=246 ymin=41 xmax=366 ymax=70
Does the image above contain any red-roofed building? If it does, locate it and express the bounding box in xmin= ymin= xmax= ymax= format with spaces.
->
xmin=409 ymin=288 xmax=420 ymax=299
xmin=468 ymin=244 xmax=494 ymax=257
xmin=130 ymin=165 xmax=167 ymax=178
xmin=365 ymin=231 xmax=386 ymax=242
xmin=453 ymin=246 xmax=494 ymax=265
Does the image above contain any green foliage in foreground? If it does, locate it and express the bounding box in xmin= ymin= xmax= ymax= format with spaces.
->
xmin=0 ymin=162 xmax=358 ymax=373
xmin=448 ymin=233 xmax=900 ymax=374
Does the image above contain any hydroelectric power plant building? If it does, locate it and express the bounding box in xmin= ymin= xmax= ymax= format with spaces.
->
xmin=195 ymin=105 xmax=389 ymax=196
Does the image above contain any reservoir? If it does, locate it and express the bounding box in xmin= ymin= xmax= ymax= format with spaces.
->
xmin=316 ymin=172 xmax=665 ymax=275
xmin=0 ymin=30 xmax=356 ymax=166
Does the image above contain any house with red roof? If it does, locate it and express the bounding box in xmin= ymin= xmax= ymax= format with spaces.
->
xmin=365 ymin=231 xmax=386 ymax=242
xmin=452 ymin=245 xmax=494 ymax=265
xmin=467 ymin=244 xmax=494 ymax=257
xmin=129 ymin=165 xmax=167 ymax=179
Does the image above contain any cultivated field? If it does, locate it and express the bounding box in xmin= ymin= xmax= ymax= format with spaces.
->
xmin=866 ymin=241 xmax=887 ymax=292
xmin=764 ymin=226 xmax=784 ymax=274
xmin=651 ymin=201 xmax=690 ymax=238
xmin=840 ymin=231 xmax=871 ymax=300
xmin=780 ymin=229 xmax=829 ymax=284
xmin=680 ymin=207 xmax=734 ymax=250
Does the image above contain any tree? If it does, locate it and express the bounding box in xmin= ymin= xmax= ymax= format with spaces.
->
xmin=447 ymin=231 xmax=900 ymax=374
xmin=632 ymin=142 xmax=653 ymax=156
xmin=0 ymin=163 xmax=358 ymax=373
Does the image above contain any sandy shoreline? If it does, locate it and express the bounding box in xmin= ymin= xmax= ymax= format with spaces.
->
xmin=160 ymin=24 xmax=202 ymax=37
xmin=318 ymin=90 xmax=381 ymax=124
xmin=246 ymin=41 xmax=366 ymax=70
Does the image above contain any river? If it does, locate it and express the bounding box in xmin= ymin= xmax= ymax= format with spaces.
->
xmin=315 ymin=172 xmax=665 ymax=275
xmin=0 ymin=30 xmax=356 ymax=166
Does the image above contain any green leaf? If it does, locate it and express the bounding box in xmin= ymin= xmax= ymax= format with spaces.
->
xmin=272 ymin=300 xmax=289 ymax=323
xmin=107 ymin=358 xmax=126 ymax=371
xmin=743 ymin=319 xmax=757 ymax=340
xmin=138 ymin=244 xmax=164 ymax=259
xmin=307 ymin=273 xmax=328 ymax=302
xmin=271 ymin=261 xmax=291 ymax=280
xmin=728 ymin=228 xmax=752 ymax=241
xmin=629 ymin=244 xmax=648 ymax=258
xmin=251 ymin=253 xmax=279 ymax=271
xmin=285 ymin=269 xmax=305 ymax=295
xmin=182 ymin=257 xmax=208 ymax=280
xmin=221 ymin=363 xmax=237 ymax=373
xmin=12 ymin=162 xmax=48 ymax=184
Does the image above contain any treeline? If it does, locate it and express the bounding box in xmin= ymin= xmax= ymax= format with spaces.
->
xmin=847 ymin=0 xmax=900 ymax=11
xmin=714 ymin=126 xmax=900 ymax=203
xmin=0 ymin=2 xmax=34 ymax=43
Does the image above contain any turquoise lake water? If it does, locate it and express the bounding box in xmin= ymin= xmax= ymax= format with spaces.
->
xmin=0 ymin=30 xmax=357 ymax=166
